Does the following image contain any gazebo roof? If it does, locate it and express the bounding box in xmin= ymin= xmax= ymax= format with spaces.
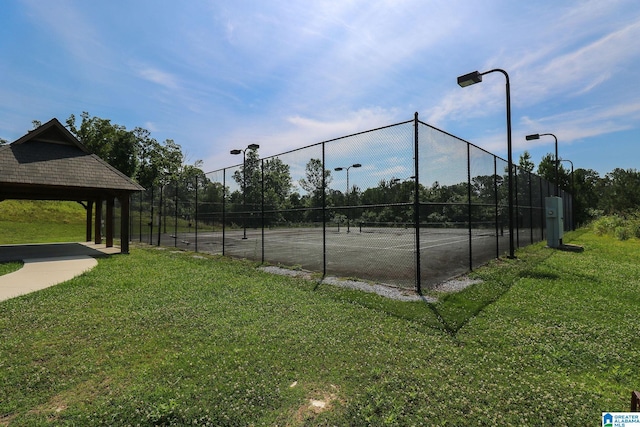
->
xmin=0 ymin=118 xmax=144 ymax=201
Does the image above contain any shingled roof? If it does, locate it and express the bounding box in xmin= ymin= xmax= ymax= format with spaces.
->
xmin=0 ymin=118 xmax=144 ymax=201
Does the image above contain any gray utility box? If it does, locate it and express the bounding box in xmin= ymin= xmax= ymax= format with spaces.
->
xmin=545 ymin=196 xmax=564 ymax=248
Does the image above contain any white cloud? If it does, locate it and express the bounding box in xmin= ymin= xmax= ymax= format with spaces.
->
xmin=136 ymin=67 xmax=180 ymax=91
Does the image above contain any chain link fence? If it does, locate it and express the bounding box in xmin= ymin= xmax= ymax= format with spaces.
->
xmin=129 ymin=114 xmax=572 ymax=292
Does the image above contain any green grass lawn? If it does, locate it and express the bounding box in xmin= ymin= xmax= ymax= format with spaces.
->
xmin=1 ymin=226 xmax=639 ymax=425
xmin=0 ymin=200 xmax=85 ymax=244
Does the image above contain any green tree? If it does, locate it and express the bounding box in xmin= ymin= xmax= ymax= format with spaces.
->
xmin=572 ymin=168 xmax=600 ymax=225
xmin=519 ymin=151 xmax=535 ymax=173
xmin=597 ymin=168 xmax=640 ymax=214
xmin=262 ymin=157 xmax=292 ymax=225
xmin=537 ymin=153 xmax=570 ymax=194
xmin=299 ymin=158 xmax=332 ymax=204
xmin=232 ymin=148 xmax=261 ymax=216
xmin=231 ymin=150 xmax=293 ymax=227
xmin=108 ymin=129 xmax=138 ymax=178
xmin=134 ymin=127 xmax=163 ymax=188
xmin=471 ymin=175 xmax=497 ymax=204
xmin=66 ymin=112 xmax=138 ymax=177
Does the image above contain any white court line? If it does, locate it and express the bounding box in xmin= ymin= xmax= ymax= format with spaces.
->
xmin=228 ymin=233 xmax=496 ymax=252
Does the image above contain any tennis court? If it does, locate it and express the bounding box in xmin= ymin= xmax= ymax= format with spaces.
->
xmin=151 ymin=225 xmax=508 ymax=289
xmin=131 ymin=115 xmax=571 ymax=292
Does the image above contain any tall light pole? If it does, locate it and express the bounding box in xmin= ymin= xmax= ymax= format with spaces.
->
xmin=457 ymin=69 xmax=515 ymax=259
xmin=231 ymin=143 xmax=260 ymax=239
xmin=526 ymin=133 xmax=559 ymax=196
xmin=334 ymin=163 xmax=361 ymax=233
xmin=560 ymin=159 xmax=575 ymax=231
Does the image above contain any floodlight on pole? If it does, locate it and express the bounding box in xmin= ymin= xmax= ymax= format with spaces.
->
xmin=334 ymin=163 xmax=361 ymax=233
xmin=525 ymin=133 xmax=559 ymax=196
xmin=457 ymin=68 xmax=515 ymax=259
xmin=230 ymin=144 xmax=260 ymax=239
xmin=457 ymin=71 xmax=483 ymax=87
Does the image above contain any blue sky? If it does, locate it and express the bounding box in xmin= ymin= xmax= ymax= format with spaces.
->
xmin=1 ymin=0 xmax=639 ymax=179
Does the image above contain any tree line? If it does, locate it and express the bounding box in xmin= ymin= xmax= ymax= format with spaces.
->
xmin=519 ymin=151 xmax=640 ymax=225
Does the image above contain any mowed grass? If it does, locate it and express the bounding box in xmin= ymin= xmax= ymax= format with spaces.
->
xmin=0 ymin=200 xmax=85 ymax=244
xmin=1 ymin=211 xmax=640 ymax=424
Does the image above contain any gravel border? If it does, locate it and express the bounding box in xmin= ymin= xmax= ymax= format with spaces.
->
xmin=259 ymin=266 xmax=482 ymax=302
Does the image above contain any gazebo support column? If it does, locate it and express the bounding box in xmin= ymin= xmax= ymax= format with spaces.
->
xmin=85 ymin=200 xmax=93 ymax=242
xmin=120 ymin=195 xmax=130 ymax=254
xmin=94 ymin=198 xmax=102 ymax=245
xmin=106 ymin=197 xmax=114 ymax=248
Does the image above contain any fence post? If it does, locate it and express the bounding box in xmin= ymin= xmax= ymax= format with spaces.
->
xmin=261 ymin=159 xmax=265 ymax=264
xmin=195 ymin=175 xmax=198 ymax=253
xmin=149 ymin=187 xmax=154 ymax=245
xmin=157 ymin=184 xmax=163 ymax=246
xmin=529 ymin=171 xmax=533 ymax=244
xmin=467 ymin=143 xmax=472 ymax=271
xmin=494 ymin=156 xmax=499 ymax=259
xmin=414 ymin=112 xmax=421 ymax=294
xmin=322 ymin=142 xmax=327 ymax=278
xmin=138 ymin=192 xmax=143 ymax=243
xmin=222 ymin=169 xmax=226 ymax=256
xmin=514 ymin=167 xmax=519 ymax=248
xmin=174 ymin=179 xmax=178 ymax=248
xmin=539 ymin=177 xmax=545 ymax=241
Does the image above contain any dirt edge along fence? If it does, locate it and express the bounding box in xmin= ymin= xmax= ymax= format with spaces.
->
xmin=130 ymin=113 xmax=572 ymax=293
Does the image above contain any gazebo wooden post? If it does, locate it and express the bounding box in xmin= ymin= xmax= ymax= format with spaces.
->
xmin=106 ymin=197 xmax=114 ymax=247
xmin=86 ymin=200 xmax=93 ymax=242
xmin=120 ymin=194 xmax=131 ymax=254
xmin=94 ymin=198 xmax=102 ymax=245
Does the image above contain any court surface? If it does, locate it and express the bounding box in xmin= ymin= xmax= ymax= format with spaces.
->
xmin=150 ymin=226 xmax=511 ymax=289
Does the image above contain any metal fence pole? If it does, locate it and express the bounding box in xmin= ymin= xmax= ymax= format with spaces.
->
xmin=174 ymin=179 xmax=178 ymax=248
xmin=195 ymin=175 xmax=198 ymax=253
xmin=528 ymin=172 xmax=533 ymax=244
xmin=514 ymin=168 xmax=519 ymax=248
xmin=138 ymin=191 xmax=143 ymax=242
xmin=261 ymin=159 xmax=265 ymax=264
xmin=149 ymin=187 xmax=154 ymax=245
xmin=467 ymin=143 xmax=473 ymax=270
xmin=322 ymin=142 xmax=327 ymax=278
xmin=540 ymin=176 xmax=545 ymax=240
xmin=157 ymin=184 xmax=163 ymax=246
xmin=494 ymin=156 xmax=499 ymax=259
xmin=413 ymin=112 xmax=421 ymax=294
xmin=222 ymin=169 xmax=226 ymax=256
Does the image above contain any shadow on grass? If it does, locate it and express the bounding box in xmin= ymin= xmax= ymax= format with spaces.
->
xmin=424 ymin=238 xmax=572 ymax=338
xmin=518 ymin=270 xmax=560 ymax=280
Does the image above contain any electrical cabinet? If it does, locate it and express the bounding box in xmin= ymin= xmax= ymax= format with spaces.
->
xmin=545 ymin=197 xmax=564 ymax=248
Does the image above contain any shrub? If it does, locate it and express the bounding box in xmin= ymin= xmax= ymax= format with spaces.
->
xmin=614 ymin=226 xmax=631 ymax=241
xmin=591 ymin=212 xmax=640 ymax=240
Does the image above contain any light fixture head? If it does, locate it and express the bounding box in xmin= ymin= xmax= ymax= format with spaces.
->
xmin=525 ymin=134 xmax=540 ymax=141
xmin=457 ymin=71 xmax=482 ymax=87
xmin=247 ymin=143 xmax=260 ymax=150
xmin=230 ymin=149 xmax=242 ymax=155
xmin=352 ymin=163 xmax=362 ymax=168
xmin=334 ymin=167 xmax=344 ymax=171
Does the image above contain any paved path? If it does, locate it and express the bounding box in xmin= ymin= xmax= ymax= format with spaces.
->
xmin=0 ymin=242 xmax=120 ymax=302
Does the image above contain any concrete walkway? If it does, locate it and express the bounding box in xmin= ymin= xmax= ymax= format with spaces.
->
xmin=0 ymin=242 xmax=120 ymax=302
